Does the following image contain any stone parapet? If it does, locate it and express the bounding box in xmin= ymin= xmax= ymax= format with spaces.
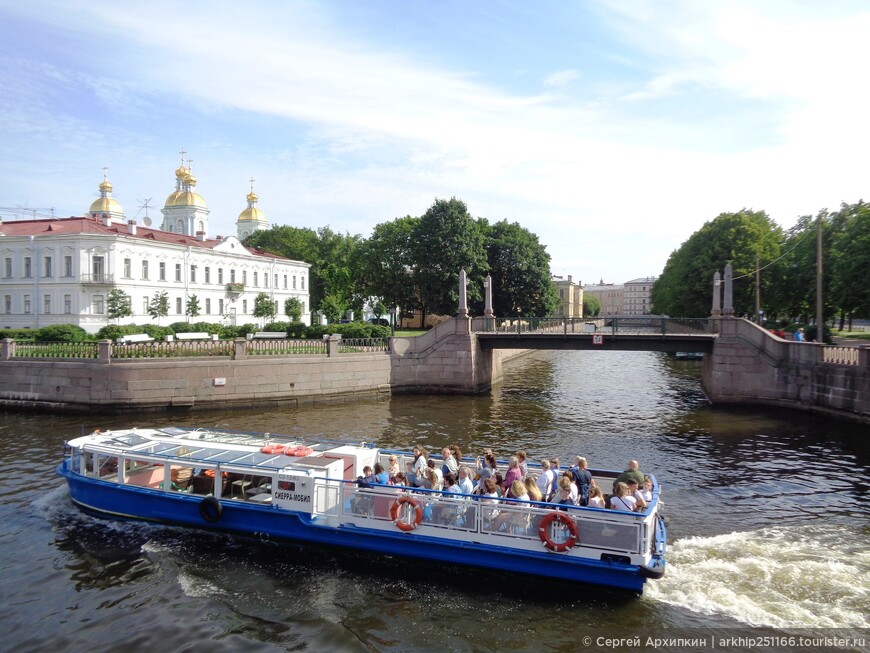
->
xmin=702 ymin=318 xmax=870 ymax=423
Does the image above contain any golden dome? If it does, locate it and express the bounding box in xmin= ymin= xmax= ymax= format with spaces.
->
xmin=238 ymin=206 xmax=266 ymax=222
xmin=89 ymin=196 xmax=124 ymax=214
xmin=99 ymin=179 xmax=113 ymax=193
xmin=246 ymin=191 xmax=258 ymax=203
xmin=165 ymin=191 xmax=208 ymax=208
xmin=175 ymin=165 xmax=188 ymax=179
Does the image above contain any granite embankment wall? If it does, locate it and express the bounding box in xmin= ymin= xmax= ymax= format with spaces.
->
xmin=0 ymin=318 xmax=524 ymax=414
xmin=702 ymin=318 xmax=870 ymax=423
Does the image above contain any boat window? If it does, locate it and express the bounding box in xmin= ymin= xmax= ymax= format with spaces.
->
xmin=110 ymin=434 xmax=149 ymax=447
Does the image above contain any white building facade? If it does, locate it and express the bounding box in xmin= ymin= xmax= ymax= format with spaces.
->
xmin=0 ymin=164 xmax=309 ymax=333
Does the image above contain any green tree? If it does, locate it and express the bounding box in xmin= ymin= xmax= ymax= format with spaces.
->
xmin=147 ymin=291 xmax=169 ymax=324
xmin=185 ymin=294 xmax=201 ymax=319
xmin=244 ymin=225 xmax=363 ymax=318
xmin=358 ymin=216 xmax=420 ymax=323
xmin=651 ymin=209 xmax=783 ymax=317
xmin=319 ymin=293 xmax=346 ymax=323
xmin=583 ymin=294 xmax=602 ymax=317
xmin=482 ymin=219 xmax=558 ymax=317
xmin=829 ymin=200 xmax=870 ymax=328
xmin=107 ymin=288 xmax=133 ymax=323
xmin=412 ymin=198 xmax=488 ymax=316
xmin=252 ymin=292 xmax=277 ymax=326
xmin=284 ymin=297 xmax=303 ymax=322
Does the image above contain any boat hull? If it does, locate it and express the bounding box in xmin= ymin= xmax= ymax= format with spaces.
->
xmin=58 ymin=462 xmax=661 ymax=592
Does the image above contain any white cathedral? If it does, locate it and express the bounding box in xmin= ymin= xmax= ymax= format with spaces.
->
xmin=0 ymin=159 xmax=311 ymax=333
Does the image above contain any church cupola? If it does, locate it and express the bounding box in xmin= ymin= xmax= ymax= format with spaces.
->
xmin=160 ymin=149 xmax=210 ymax=236
xmin=236 ymin=177 xmax=269 ymax=240
xmin=88 ymin=168 xmax=126 ymax=223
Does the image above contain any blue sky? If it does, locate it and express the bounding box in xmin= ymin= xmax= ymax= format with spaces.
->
xmin=1 ymin=0 xmax=867 ymax=285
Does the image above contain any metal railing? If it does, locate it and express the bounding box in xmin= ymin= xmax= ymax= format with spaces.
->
xmin=13 ymin=341 xmax=99 ymax=359
xmin=113 ymin=340 xmax=235 ymax=359
xmin=246 ymin=338 xmax=327 ymax=356
xmin=472 ymin=316 xmax=710 ymax=336
xmin=79 ymin=274 xmax=114 ymax=285
xmin=337 ymin=338 xmax=389 ymax=353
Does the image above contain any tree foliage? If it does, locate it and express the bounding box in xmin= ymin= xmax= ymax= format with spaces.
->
xmin=147 ymin=291 xmax=169 ymax=324
xmin=358 ymin=216 xmax=420 ymax=319
xmin=107 ymin=288 xmax=133 ymax=322
xmin=185 ymin=294 xmax=201 ymax=318
xmin=284 ymin=297 xmax=303 ymax=322
xmin=482 ymin=219 xmax=559 ymax=317
xmin=651 ymin=209 xmax=783 ymax=317
xmin=252 ymin=292 xmax=277 ymax=325
xmin=412 ymin=198 xmax=488 ymax=316
xmin=583 ymin=294 xmax=602 ymax=317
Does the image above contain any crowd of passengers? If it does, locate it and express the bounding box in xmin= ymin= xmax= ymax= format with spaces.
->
xmin=357 ymin=446 xmax=654 ymax=513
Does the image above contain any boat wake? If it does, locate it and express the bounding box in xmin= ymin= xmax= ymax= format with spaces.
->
xmin=645 ymin=524 xmax=870 ymax=629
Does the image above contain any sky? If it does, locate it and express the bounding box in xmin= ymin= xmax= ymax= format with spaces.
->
xmin=1 ymin=0 xmax=867 ymax=285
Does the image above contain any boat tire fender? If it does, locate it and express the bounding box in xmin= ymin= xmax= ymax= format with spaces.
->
xmin=538 ymin=511 xmax=578 ymax=552
xmin=390 ymin=495 xmax=423 ymax=532
xmin=199 ymin=495 xmax=223 ymax=523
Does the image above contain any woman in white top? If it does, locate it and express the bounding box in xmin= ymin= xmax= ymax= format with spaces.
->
xmin=410 ymin=446 xmax=428 ymax=485
xmin=587 ymin=484 xmax=605 ymax=508
xmin=609 ymin=482 xmax=637 ymax=512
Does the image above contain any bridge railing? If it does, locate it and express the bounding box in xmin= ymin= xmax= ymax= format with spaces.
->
xmin=471 ymin=316 xmax=710 ymax=336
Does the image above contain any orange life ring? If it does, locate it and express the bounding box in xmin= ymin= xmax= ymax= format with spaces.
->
xmin=260 ymin=444 xmax=287 ymax=455
xmin=285 ymin=445 xmax=314 ymax=457
xmin=389 ymin=495 xmax=423 ymax=532
xmin=538 ymin=511 xmax=579 ymax=552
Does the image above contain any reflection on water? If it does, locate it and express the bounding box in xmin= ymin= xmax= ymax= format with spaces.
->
xmin=2 ymin=350 xmax=869 ymax=651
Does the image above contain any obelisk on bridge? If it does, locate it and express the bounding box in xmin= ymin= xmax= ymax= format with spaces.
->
xmin=711 ymin=270 xmax=722 ymax=317
xmin=484 ymin=274 xmax=494 ymax=318
xmin=458 ymin=269 xmax=469 ymax=318
xmin=723 ymin=263 xmax=734 ymax=316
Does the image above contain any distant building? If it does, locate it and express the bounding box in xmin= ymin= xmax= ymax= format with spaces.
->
xmin=623 ymin=276 xmax=656 ymax=315
xmin=583 ymin=279 xmax=624 ymax=316
xmin=551 ymin=274 xmax=583 ymax=318
xmin=0 ymin=162 xmax=310 ymax=333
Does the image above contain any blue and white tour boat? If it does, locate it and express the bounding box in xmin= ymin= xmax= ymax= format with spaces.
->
xmin=57 ymin=427 xmax=666 ymax=592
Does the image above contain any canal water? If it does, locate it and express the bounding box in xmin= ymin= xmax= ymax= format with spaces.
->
xmin=1 ymin=351 xmax=867 ymax=652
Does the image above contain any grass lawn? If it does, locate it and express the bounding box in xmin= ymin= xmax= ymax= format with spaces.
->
xmin=832 ymin=331 xmax=870 ymax=340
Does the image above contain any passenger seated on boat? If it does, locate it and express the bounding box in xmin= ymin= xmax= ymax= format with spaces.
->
xmin=624 ymin=478 xmax=647 ymax=511
xmin=458 ymin=466 xmax=475 ymax=494
xmin=408 ymin=446 xmax=428 ymax=486
xmin=493 ymin=472 xmax=505 ymax=497
xmin=441 ymin=446 xmax=459 ymax=477
xmin=524 ymin=475 xmax=543 ymax=502
xmin=560 ymin=471 xmax=579 ymax=504
xmin=587 ymin=484 xmax=605 ymax=508
xmin=374 ymin=462 xmax=390 ymax=485
xmin=549 ymin=457 xmax=561 ymax=497
xmin=616 ymin=459 xmax=645 ymax=486
xmin=551 ymin=476 xmax=575 ymax=509
xmin=426 ymin=459 xmax=444 ymax=491
xmin=479 ymin=478 xmax=500 ymax=528
xmin=416 ymin=468 xmax=433 ymax=491
xmin=392 ymin=471 xmax=408 ymax=487
xmin=609 ymin=482 xmax=637 ymax=512
xmin=387 ymin=455 xmax=401 ymax=481
xmin=475 ymin=451 xmax=498 ymax=487
xmin=516 ymin=450 xmax=528 ymax=477
xmin=435 ymin=472 xmax=464 ymax=525
xmin=502 ymin=456 xmax=523 ymax=497
xmin=641 ymin=476 xmax=653 ymax=503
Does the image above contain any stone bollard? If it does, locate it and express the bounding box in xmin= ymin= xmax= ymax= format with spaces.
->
xmin=98 ymin=339 xmax=112 ymax=363
xmin=1 ymin=338 xmax=14 ymax=360
xmin=327 ymin=333 xmax=341 ymax=357
xmin=234 ymin=337 xmax=247 ymax=360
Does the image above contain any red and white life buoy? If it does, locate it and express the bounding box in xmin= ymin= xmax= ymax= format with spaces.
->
xmin=389 ymin=495 xmax=423 ymax=532
xmin=260 ymin=444 xmax=287 ymax=455
xmin=538 ymin=511 xmax=579 ymax=552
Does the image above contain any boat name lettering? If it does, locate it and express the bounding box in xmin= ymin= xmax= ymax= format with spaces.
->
xmin=275 ymin=491 xmax=311 ymax=502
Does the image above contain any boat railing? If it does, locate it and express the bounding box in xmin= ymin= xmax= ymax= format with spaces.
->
xmin=330 ymin=481 xmax=650 ymax=557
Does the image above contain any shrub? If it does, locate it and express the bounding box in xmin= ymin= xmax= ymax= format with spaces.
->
xmin=0 ymin=328 xmax=38 ymax=340
xmin=142 ymin=325 xmax=174 ymax=340
xmin=35 ymin=324 xmax=88 ymax=342
xmin=96 ymin=324 xmax=145 ymax=340
xmin=263 ymin=321 xmax=294 ymax=334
